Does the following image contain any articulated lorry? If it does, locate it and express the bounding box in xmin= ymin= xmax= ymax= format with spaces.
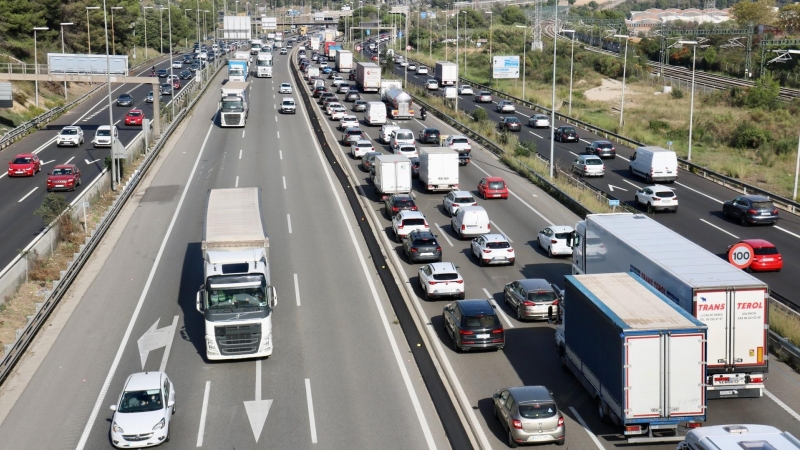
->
xmin=550 ymin=273 xmax=707 ymax=443
xmin=435 ymin=61 xmax=458 ymax=86
xmin=418 ymin=147 xmax=459 ymax=192
xmin=371 ymin=155 xmax=412 ymax=200
xmin=382 ymin=87 xmax=414 ymax=120
xmin=572 ymin=213 xmax=769 ymax=399
xmin=355 ymin=61 xmax=381 ymax=92
xmin=227 ymin=59 xmax=248 ymax=82
xmin=256 ymin=53 xmax=273 ymax=77
xmin=335 ymin=50 xmax=353 ymax=73
xmin=196 ymin=188 xmax=278 ymax=360
xmin=219 ymin=82 xmax=249 ymax=127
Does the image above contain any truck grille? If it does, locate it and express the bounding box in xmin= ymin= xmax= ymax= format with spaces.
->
xmin=223 ymin=113 xmax=242 ymax=125
xmin=215 ymin=324 xmax=261 ymax=355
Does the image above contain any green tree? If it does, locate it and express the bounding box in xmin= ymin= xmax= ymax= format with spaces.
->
xmin=499 ymin=6 xmax=526 ymax=25
xmin=35 ymin=193 xmax=68 ymax=225
xmin=703 ymin=46 xmax=717 ymax=67
xmin=731 ymin=0 xmax=776 ymax=26
xmin=588 ymin=1 xmax=599 ymax=9
xmin=777 ymin=4 xmax=800 ymax=32
xmin=744 ymin=72 xmax=780 ymax=109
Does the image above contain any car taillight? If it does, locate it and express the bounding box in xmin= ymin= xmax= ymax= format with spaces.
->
xmin=436 ymin=247 xmax=442 ymax=252
xmin=653 ymin=198 xmax=661 ymax=202
xmin=748 ymin=209 xmax=757 ymax=215
xmin=483 ymin=249 xmax=491 ymax=254
xmin=551 ymin=240 xmax=558 ymax=244
xmin=392 ymin=206 xmax=399 ymax=212
xmin=522 ymin=301 xmax=535 ymax=306
xmin=455 ymin=279 xmax=464 ymax=284
xmin=492 ymin=328 xmax=503 ymax=333
xmin=424 ymin=223 xmax=429 ymax=228
xmin=411 ymin=206 xmax=418 ymax=211
xmin=557 ymin=417 xmax=564 ymax=427
xmin=508 ymin=248 xmax=514 ymax=252
xmin=398 ymin=224 xmax=404 ymax=229
xmin=512 ymin=419 xmax=523 ymax=429
xmin=487 ymin=223 xmax=491 ymax=230
xmin=773 ymin=209 xmax=778 ymax=214
xmin=461 ymin=225 xmax=466 ymax=231
xmin=459 ymin=329 xmax=473 ymax=335
xmin=411 ymin=248 xmax=418 ymax=252
xmin=428 ymin=281 xmax=438 ymax=285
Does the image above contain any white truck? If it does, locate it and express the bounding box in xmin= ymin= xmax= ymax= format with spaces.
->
xmin=572 ymin=213 xmax=769 ymax=399
xmin=355 ymin=61 xmax=381 ymax=92
xmin=219 ymin=82 xmax=249 ymax=127
xmin=419 ymin=147 xmax=459 ymax=192
xmin=310 ymin=37 xmax=320 ymax=51
xmin=550 ymin=273 xmax=707 ymax=443
xmin=234 ymin=50 xmax=251 ymax=63
xmin=371 ymin=155 xmax=412 ymax=200
xmin=195 ymin=188 xmax=277 ymax=360
xmin=256 ymin=53 xmax=273 ymax=77
xmin=677 ymin=424 xmax=800 ymax=449
xmin=435 ymin=61 xmax=458 ymax=86
xmin=250 ymin=38 xmax=263 ymax=55
xmin=335 ymin=50 xmax=354 ymax=73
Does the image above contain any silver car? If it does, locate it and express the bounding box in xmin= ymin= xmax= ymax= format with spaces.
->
xmin=504 ymin=278 xmax=561 ymax=320
xmin=528 ymin=114 xmax=550 ymax=128
xmin=496 ymin=100 xmax=515 ymax=113
xmin=571 ymin=155 xmax=605 ymax=177
xmin=493 ymin=386 xmax=565 ymax=447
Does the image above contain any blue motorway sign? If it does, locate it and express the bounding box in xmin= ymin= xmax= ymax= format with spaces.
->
xmin=492 ymin=56 xmax=520 ymax=79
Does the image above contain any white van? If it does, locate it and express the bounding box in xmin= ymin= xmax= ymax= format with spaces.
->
xmin=280 ymin=97 xmax=296 ymax=114
xmin=677 ymin=424 xmax=800 ymax=450
xmin=451 ymin=206 xmax=491 ymax=240
xmin=629 ymin=146 xmax=678 ymax=183
xmin=389 ymin=129 xmax=414 ymax=150
xmin=92 ymin=125 xmax=118 ymax=148
xmin=365 ymin=101 xmax=387 ymax=126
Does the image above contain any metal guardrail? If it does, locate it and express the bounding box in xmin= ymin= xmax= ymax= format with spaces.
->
xmin=0 ymin=57 xmax=227 ymax=387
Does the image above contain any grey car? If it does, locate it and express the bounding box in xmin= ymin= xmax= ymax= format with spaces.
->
xmin=504 ymin=279 xmax=560 ymax=321
xmin=116 ymin=93 xmax=134 ymax=106
xmin=402 ymin=230 xmax=442 ymax=263
xmin=353 ymin=100 xmax=368 ymax=112
xmin=493 ymin=386 xmax=565 ymax=447
xmin=585 ymin=140 xmax=616 ymax=159
xmin=571 ymin=155 xmax=605 ymax=177
xmin=360 ymin=151 xmax=381 ymax=172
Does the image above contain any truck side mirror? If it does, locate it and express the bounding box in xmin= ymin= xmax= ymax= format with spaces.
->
xmin=269 ymin=286 xmax=277 ymax=307
xmin=196 ymin=287 xmax=205 ymax=313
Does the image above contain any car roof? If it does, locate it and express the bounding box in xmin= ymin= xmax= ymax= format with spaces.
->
xmin=342 ymin=115 xmax=357 ymax=119
xmin=741 ymin=195 xmax=771 ymax=202
xmin=61 ymin=126 xmax=81 ymax=131
xmin=344 ymin=127 xmax=361 ymax=132
xmin=507 ymin=386 xmax=554 ymax=403
xmin=399 ymin=210 xmax=424 ymax=219
xmin=647 ymin=185 xmax=674 ymax=192
xmin=450 ymin=190 xmax=473 ymax=197
xmin=480 ymin=233 xmax=509 ymax=243
xmin=353 ymin=139 xmax=372 ymax=145
xmin=410 ymin=229 xmax=435 ymax=238
xmin=592 ymin=140 xmax=613 ymax=145
xmin=14 ymin=153 xmax=35 ymax=157
xmin=516 ymin=278 xmax=554 ymax=292
xmin=119 ymin=93 xmax=132 ymax=97
xmin=281 ymin=82 xmax=291 ymax=85
xmin=580 ymin=155 xmax=603 ymax=160
xmin=97 ymin=125 xmax=113 ymax=130
xmin=53 ymin=164 xmax=76 ymax=170
xmin=392 ymin=193 xmax=414 ymax=200
xmin=127 ymin=109 xmax=143 ymax=113
xmin=456 ymin=299 xmax=494 ymax=315
xmin=124 ymin=371 xmax=163 ymax=391
xmin=484 ymin=176 xmax=505 ymax=182
xmin=739 ymin=239 xmax=776 ymax=248
xmin=545 ymin=225 xmax=574 ymax=233
xmin=428 ymin=262 xmax=458 ymax=273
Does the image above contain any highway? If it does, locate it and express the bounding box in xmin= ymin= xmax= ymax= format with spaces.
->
xmin=0 ymin=55 xmax=195 ymax=272
xmin=310 ymin=49 xmax=800 ymax=448
xmin=0 ymin=53 xmax=449 ymax=449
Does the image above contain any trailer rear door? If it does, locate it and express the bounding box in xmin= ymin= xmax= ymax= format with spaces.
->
xmin=667 ymin=333 xmax=706 ymax=418
xmin=625 ymin=335 xmax=662 ymax=419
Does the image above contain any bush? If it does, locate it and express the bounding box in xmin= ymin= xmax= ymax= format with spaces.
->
xmin=648 ymin=120 xmax=670 ymax=132
xmin=472 ymin=108 xmax=488 ymax=122
xmin=34 ymin=193 xmax=68 ymax=225
xmin=12 ymin=90 xmax=28 ymax=105
xmin=771 ymin=137 xmax=796 ymax=156
xmin=730 ymin=123 xmax=770 ymax=149
xmin=515 ymin=140 xmax=536 ymax=158
xmin=670 ymin=88 xmax=684 ymax=99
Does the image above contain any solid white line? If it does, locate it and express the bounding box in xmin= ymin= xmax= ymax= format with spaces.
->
xmin=568 ymin=151 xmax=578 ymax=157
xmin=579 ymin=138 xmax=592 ymax=144
xmin=529 ymin=131 xmax=543 ymax=139
xmin=65 ymin=156 xmax=75 ymax=164
xmin=283 ymin=176 xmax=287 ymax=189
xmin=568 ymin=406 xmax=605 ymax=450
xmin=0 ymin=173 xmax=6 ymax=179
xmin=775 ymin=226 xmax=800 ymax=240
xmin=287 ymin=214 xmax=292 ymax=233
xmin=75 ymin=118 xmax=216 ymax=450
xmin=484 ymin=288 xmax=515 ymax=329
xmin=616 ymin=154 xmax=630 ymax=162
xmin=765 ymin=389 xmax=800 ymax=422
xmin=472 ymin=161 xmax=554 ymax=226
xmin=294 ymin=273 xmax=301 ymax=306
xmin=196 ymin=381 xmax=211 ymax=447
xmin=239 ymin=149 xmax=243 ymax=159
xmin=235 ymin=176 xmax=239 ymax=188
xmin=434 ymin=223 xmax=453 ymax=247
xmin=18 ymin=187 xmax=38 ymax=203
xmin=699 ymin=219 xmax=739 ymax=239
xmin=42 ymin=160 xmax=56 ymax=166
xmin=305 ymin=379 xmax=318 ymax=444
xmin=489 ymin=221 xmax=513 ymax=243
xmin=674 ymin=181 xmax=723 ymax=204
xmin=279 ymin=150 xmax=283 ymax=160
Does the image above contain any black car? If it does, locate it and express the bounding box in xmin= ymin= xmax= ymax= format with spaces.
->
xmin=116 ymin=93 xmax=134 ymax=106
xmin=554 ymin=126 xmax=579 ymax=142
xmin=384 ymin=193 xmax=417 ymax=218
xmin=328 ymin=71 xmax=340 ymax=79
xmin=443 ymin=299 xmax=505 ymax=352
xmin=458 ymin=152 xmax=471 ymax=166
xmin=159 ymin=83 xmax=172 ymax=96
xmin=722 ymin=195 xmax=778 ymax=226
xmin=156 ymin=69 xmax=169 ymax=78
xmin=403 ymin=230 xmax=442 ymax=263
xmin=179 ymin=70 xmax=193 ymax=79
xmin=418 ymin=127 xmax=441 ymax=144
xmin=344 ymin=90 xmax=361 ymax=102
xmin=410 ymin=157 xmax=420 ymax=178
xmin=190 ymin=63 xmax=201 ymax=72
xmin=182 ymin=54 xmax=194 ymax=63
xmin=319 ymin=92 xmax=337 ymax=105
xmin=498 ymin=117 xmax=522 ymax=132
xmin=586 ymin=140 xmax=616 ymax=158
xmin=353 ymin=100 xmax=368 ymax=112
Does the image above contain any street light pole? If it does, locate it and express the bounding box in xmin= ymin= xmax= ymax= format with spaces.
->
xmin=160 ymin=6 xmax=165 ymax=53
xmin=614 ymin=33 xmax=630 ymax=129
xmin=33 ymin=27 xmax=49 ymax=108
xmin=516 ymin=24 xmax=527 ymax=101
xmin=549 ymin=13 xmax=557 ymax=179
xmin=60 ymin=23 xmax=74 ymax=100
xmin=563 ymin=29 xmax=575 ymax=115
xmin=488 ymin=11 xmax=493 ymax=87
xmin=110 ymin=6 xmax=122 ymax=55
xmin=100 ymin=0 xmax=117 ymax=190
xmin=143 ymin=6 xmax=153 ymax=59
xmin=185 ymin=9 xmax=193 ymax=48
xmin=86 ymin=6 xmax=100 ymax=53
xmin=679 ymin=40 xmax=698 ymax=161
xmin=168 ymin=2 xmax=175 ymax=119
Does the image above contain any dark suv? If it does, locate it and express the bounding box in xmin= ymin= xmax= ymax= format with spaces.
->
xmin=384 ymin=193 xmax=417 ymax=218
xmin=554 ymin=126 xmax=579 ymax=142
xmin=722 ymin=195 xmax=778 ymax=226
xmin=442 ymin=299 xmax=505 ymax=352
xmin=498 ymin=117 xmax=522 ymax=132
xmin=402 ymin=230 xmax=442 ymax=263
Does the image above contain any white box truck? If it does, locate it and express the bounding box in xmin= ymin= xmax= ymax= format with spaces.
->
xmin=677 ymin=424 xmax=800 ymax=450
xmin=435 ymin=61 xmax=458 ymax=86
xmin=572 ymin=213 xmax=769 ymax=399
xmin=335 ymin=50 xmax=354 ymax=73
xmin=256 ymin=53 xmax=273 ymax=77
xmin=419 ymin=147 xmax=459 ymax=192
xmin=355 ymin=61 xmax=381 ymax=92
xmin=371 ymin=155 xmax=412 ymax=200
xmin=195 ymin=188 xmax=277 ymax=360
xmin=550 ymin=273 xmax=707 ymax=443
xmin=219 ymin=82 xmax=249 ymax=127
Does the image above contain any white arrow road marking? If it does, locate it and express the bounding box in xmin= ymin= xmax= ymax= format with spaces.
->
xmin=18 ymin=187 xmax=38 ymax=203
xmin=136 ymin=316 xmax=178 ymax=370
xmin=85 ymin=158 xmax=102 ymax=164
xmin=64 ymin=156 xmax=75 ymax=164
xmin=42 ymin=160 xmax=56 ymax=166
xmin=608 ymin=184 xmax=628 ymax=192
xmin=243 ymin=359 xmax=273 ymax=443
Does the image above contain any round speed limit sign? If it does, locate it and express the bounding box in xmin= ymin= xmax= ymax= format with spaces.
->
xmin=728 ymin=242 xmax=754 ymax=269
xmin=356 ymin=45 xmax=362 ymax=52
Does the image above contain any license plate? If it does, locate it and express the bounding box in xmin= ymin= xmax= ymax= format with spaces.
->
xmin=467 ymin=225 xmax=476 ymax=228
xmin=493 ymin=194 xmax=501 ymax=197
xmin=761 ymin=212 xmax=770 ymax=216
xmin=55 ymin=185 xmax=64 ymax=187
xmin=421 ymin=252 xmax=433 ymax=256
xmin=536 ymin=304 xmax=548 ymax=309
xmin=476 ymin=334 xmax=489 ymax=339
xmin=16 ymin=171 xmax=23 ymax=173
xmin=528 ymin=436 xmax=548 ymax=441
xmin=492 ymin=257 xmax=507 ymax=261
xmin=763 ymin=258 xmax=773 ymax=261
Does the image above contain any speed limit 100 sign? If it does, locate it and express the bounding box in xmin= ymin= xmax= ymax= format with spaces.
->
xmin=728 ymin=242 xmax=754 ymax=269
xmin=356 ymin=45 xmax=362 ymax=51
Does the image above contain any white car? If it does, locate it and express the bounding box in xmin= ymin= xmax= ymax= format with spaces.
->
xmin=425 ymin=79 xmax=439 ymax=90
xmin=471 ymin=234 xmax=515 ymax=266
xmin=380 ymin=122 xmax=401 ymax=144
xmin=109 ymin=371 xmax=175 ymax=448
xmin=407 ymin=63 xmax=417 ymax=71
xmin=330 ymin=105 xmax=347 ymax=120
xmin=443 ymin=135 xmax=472 ymax=153
xmin=416 ymin=65 xmax=428 ymax=75
xmin=338 ymin=83 xmax=352 ymax=94
xmin=392 ymin=210 xmax=429 ymax=242
xmin=326 ymin=102 xmax=343 ymax=115
xmin=537 ymin=225 xmax=575 ymax=258
xmin=442 ymin=190 xmax=477 ymax=217
xmin=172 ymin=60 xmax=182 ymax=69
xmin=394 ymin=144 xmax=418 ymax=159
xmin=457 ymin=85 xmax=474 ymax=95
xmin=399 ymin=60 xmax=409 ymax=67
xmin=635 ymin=185 xmax=679 ymax=213
xmin=340 ymin=114 xmax=359 ymax=130
xmin=529 ymin=114 xmax=550 ymax=128
xmin=332 ymin=76 xmax=345 ymax=86
xmin=280 ymin=47 xmax=288 ymax=54
xmin=389 ymin=128 xmax=415 ymax=150
xmin=167 ymin=74 xmax=179 ymax=82
xmin=279 ymin=83 xmax=293 ymax=94
xmin=92 ymin=125 xmax=118 ymax=148
xmin=350 ymin=139 xmax=375 ymax=158
xmin=56 ymin=126 xmax=84 ymax=147
xmin=496 ymin=100 xmax=516 ymax=113
xmin=417 ymin=262 xmax=465 ymax=300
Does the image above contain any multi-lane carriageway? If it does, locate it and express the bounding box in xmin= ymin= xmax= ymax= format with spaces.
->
xmin=0 ymin=45 xmax=798 ymax=450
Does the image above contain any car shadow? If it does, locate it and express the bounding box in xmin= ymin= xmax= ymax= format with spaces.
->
xmin=476 ymin=397 xmax=509 ymax=445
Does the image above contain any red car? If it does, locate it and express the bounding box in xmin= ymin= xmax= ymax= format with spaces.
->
xmin=125 ymin=109 xmax=144 ymax=126
xmin=728 ymin=239 xmax=783 ymax=272
xmin=172 ymin=79 xmax=181 ymax=90
xmin=478 ymin=177 xmax=509 ymax=199
xmin=8 ymin=153 xmax=41 ymax=177
xmin=46 ymin=164 xmax=82 ymax=192
xmin=371 ymin=55 xmax=379 ymax=61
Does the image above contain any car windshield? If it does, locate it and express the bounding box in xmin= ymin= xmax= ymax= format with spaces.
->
xmin=118 ymin=389 xmax=163 ymax=413
xmin=506 ymin=118 xmax=520 ymax=123
xmin=562 ymin=127 xmax=576 ymax=133
xmin=119 ymin=95 xmax=131 ymax=100
xmin=463 ymin=315 xmax=499 ymax=328
xmin=488 ymin=182 xmax=505 ymax=189
xmin=455 ymin=196 xmax=475 ymax=203
xmin=12 ymin=157 xmax=33 ymax=164
xmin=413 ymin=237 xmax=436 ymax=245
xmin=60 ymin=128 xmax=78 ymax=135
xmin=403 ymin=218 xmax=426 ymax=226
xmin=754 ymin=246 xmax=779 ymax=255
xmin=52 ymin=168 xmax=73 ymax=175
xmin=584 ymin=159 xmax=603 ymax=165
xmin=596 ymin=142 xmax=613 ymax=148
xmin=480 ymin=92 xmax=490 ymax=96
xmin=396 ymin=132 xmax=413 ymax=140
xmin=518 ymin=402 xmax=557 ymax=419
xmin=534 ymin=115 xmax=548 ymax=120
xmin=221 ymin=99 xmax=244 ymax=112
xmin=399 ymin=146 xmax=415 ymax=152
xmin=97 ymin=130 xmax=111 ymax=136
xmin=128 ymin=111 xmax=142 ymax=117
xmin=486 ymin=241 xmax=510 ymax=249
xmin=752 ymin=201 xmax=774 ymax=209
xmin=357 ymin=143 xmax=371 ymax=148
xmin=655 ymin=191 xmax=675 ymax=198
xmin=451 ymin=138 xmax=468 ymax=144
xmin=527 ymin=291 xmax=557 ymax=302
xmin=347 ymin=129 xmax=362 ymax=136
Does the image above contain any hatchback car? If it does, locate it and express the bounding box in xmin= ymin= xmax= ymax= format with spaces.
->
xmin=727 ymin=239 xmax=782 ymax=272
xmin=353 ymin=100 xmax=368 ymax=112
xmin=528 ymin=114 xmax=550 ymax=128
xmin=8 ymin=153 xmax=41 ymax=177
xmin=403 ymin=230 xmax=442 ymax=263
xmin=443 ymin=135 xmax=472 ymax=153
xmin=46 ymin=164 xmax=81 ymax=192
xmin=330 ymin=105 xmax=347 ymax=120
xmin=471 ymin=234 xmax=515 ymax=266
xmin=350 ymin=139 xmax=374 ymax=159
xmin=504 ymin=278 xmax=561 ymax=321
xmin=425 ymin=79 xmax=439 ymax=90
xmin=407 ymin=63 xmax=418 ymax=71
xmin=361 ymin=151 xmax=382 ymax=172
xmin=496 ymin=100 xmax=515 ymax=113
xmin=458 ymin=85 xmax=474 ymax=95
xmin=312 ymin=86 xmax=328 ymax=97
xmin=443 ymin=299 xmax=504 ymax=351
xmin=385 ymin=193 xmax=418 ymax=218
xmin=280 ymin=47 xmax=288 ymax=55
xmin=109 ymin=371 xmax=175 ymax=448
xmin=179 ymin=69 xmax=193 ymax=79
xmin=339 ymin=115 xmax=359 ymax=131
xmin=554 ymin=126 xmax=579 ymax=142
xmin=394 ymin=144 xmax=418 ymax=159
xmin=344 ymin=90 xmax=361 ymax=102
xmin=160 ymin=83 xmax=172 ymax=96
xmin=332 ymin=76 xmax=345 ymax=86
xmin=723 ymin=195 xmax=778 ymax=226
xmin=537 ymin=226 xmax=574 ymax=258
xmin=586 ymin=140 xmax=616 ymax=158
xmin=493 ymin=386 xmax=565 ymax=447
xmin=498 ymin=116 xmax=522 ymax=132
xmin=279 ymin=83 xmax=293 ymax=94
xmin=410 ymin=157 xmax=421 ymax=178
xmin=319 ymin=92 xmax=337 ymax=105
xmin=341 ymin=127 xmax=364 ymax=145
xmin=571 ymin=155 xmax=605 ymax=177
xmin=124 ymin=109 xmax=144 ymax=126
xmin=478 ymin=177 xmax=509 ymax=199
xmin=442 ymin=190 xmax=477 ymax=217
xmin=418 ymin=127 xmax=441 ymax=144
xmin=172 ymin=59 xmax=183 ymax=69
xmin=416 ymin=65 xmax=429 ymax=75
xmin=392 ymin=210 xmax=429 ymax=242
xmin=475 ymin=91 xmax=493 ymax=103
xmin=635 ymin=185 xmax=678 ymax=213
xmin=172 ymin=78 xmax=182 ymax=89
xmin=146 ymin=91 xmax=156 ymax=103
xmin=56 ymin=126 xmax=84 ymax=147
xmin=116 ymin=93 xmax=134 ymax=106
xmin=419 ymin=262 xmax=464 ymax=300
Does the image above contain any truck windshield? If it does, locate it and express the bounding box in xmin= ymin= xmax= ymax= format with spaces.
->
xmin=229 ymin=67 xmax=244 ymax=76
xmin=221 ymin=99 xmax=244 ymax=112
xmin=207 ymin=275 xmax=267 ymax=310
xmin=257 ymin=59 xmax=272 ymax=66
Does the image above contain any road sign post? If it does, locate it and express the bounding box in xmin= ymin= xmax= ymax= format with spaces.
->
xmin=609 ymin=199 xmax=620 ymax=213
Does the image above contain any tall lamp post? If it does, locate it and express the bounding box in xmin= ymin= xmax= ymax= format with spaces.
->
xmin=487 ymin=11 xmax=493 ymax=87
xmin=549 ymin=13 xmax=558 ymax=179
xmin=143 ymin=5 xmax=153 ymax=59
xmin=86 ymin=6 xmax=100 ymax=53
xmin=679 ymin=40 xmax=698 ymax=161
xmin=168 ymin=2 xmax=175 ymax=118
xmin=185 ymin=9 xmax=193 ymax=48
xmin=614 ymin=33 xmax=630 ymax=129
xmin=60 ymin=22 xmax=74 ymax=100
xmin=110 ymin=6 xmax=122 ymax=55
xmin=100 ymin=0 xmax=118 ymax=190
xmin=160 ymin=6 xmax=166 ymax=53
xmin=236 ymin=0 xmax=240 ymax=14
xmin=515 ymin=23 xmax=527 ymax=102
xmin=563 ymin=29 xmax=575 ymax=115
xmin=33 ymin=27 xmax=49 ymax=108
xmin=428 ymin=10 xmax=432 ymax=60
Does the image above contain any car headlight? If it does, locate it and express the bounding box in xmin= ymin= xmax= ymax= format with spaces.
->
xmin=112 ymin=422 xmax=124 ymax=433
xmin=152 ymin=418 xmax=165 ymax=431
